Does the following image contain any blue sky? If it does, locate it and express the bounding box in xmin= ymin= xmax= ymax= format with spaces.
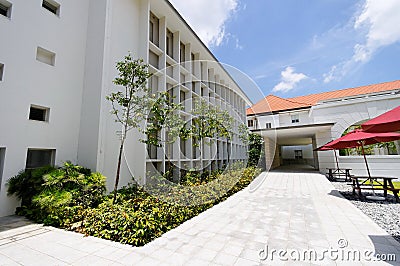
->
xmin=170 ymin=0 xmax=400 ymax=102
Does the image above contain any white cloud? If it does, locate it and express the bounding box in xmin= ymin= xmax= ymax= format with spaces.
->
xmin=273 ymin=67 xmax=308 ymax=93
xmin=169 ymin=0 xmax=239 ymax=47
xmin=323 ymin=0 xmax=400 ymax=83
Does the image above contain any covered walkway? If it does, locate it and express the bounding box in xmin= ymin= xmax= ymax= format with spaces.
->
xmin=1 ymin=170 xmax=399 ymax=265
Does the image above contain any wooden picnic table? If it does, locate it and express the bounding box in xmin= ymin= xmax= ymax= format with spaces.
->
xmin=326 ymin=168 xmax=352 ymax=181
xmin=350 ymin=176 xmax=400 ymax=202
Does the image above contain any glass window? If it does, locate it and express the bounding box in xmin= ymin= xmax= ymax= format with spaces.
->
xmin=26 ymin=149 xmax=55 ymax=169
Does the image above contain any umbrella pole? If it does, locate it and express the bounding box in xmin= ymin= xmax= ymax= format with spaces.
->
xmin=360 ymin=142 xmax=371 ymax=178
xmin=361 ymin=141 xmax=376 ymax=196
xmin=334 ymin=149 xmax=339 ymax=169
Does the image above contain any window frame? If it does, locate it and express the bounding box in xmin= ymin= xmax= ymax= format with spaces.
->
xmin=166 ymin=29 xmax=174 ymax=58
xmin=42 ymin=0 xmax=60 ymax=16
xmin=149 ymin=12 xmax=159 ymax=46
xmin=0 ymin=0 xmax=12 ymax=19
xmin=0 ymin=63 xmax=4 ymax=81
xmin=36 ymin=47 xmax=56 ymax=66
xmin=291 ymin=114 xmax=300 ymax=123
xmin=25 ymin=149 xmax=55 ymax=169
xmin=29 ymin=105 xmax=50 ymax=122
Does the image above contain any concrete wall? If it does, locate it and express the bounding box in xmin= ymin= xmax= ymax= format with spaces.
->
xmin=0 ymin=0 xmax=90 ymax=216
xmin=281 ymin=145 xmax=313 ymax=159
xmin=337 ymin=156 xmax=400 ymax=180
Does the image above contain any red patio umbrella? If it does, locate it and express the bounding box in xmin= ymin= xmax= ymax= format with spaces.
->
xmin=361 ymin=106 xmax=400 ymax=133
xmin=315 ymin=141 xmax=340 ymax=169
xmin=321 ymin=129 xmax=400 ymax=178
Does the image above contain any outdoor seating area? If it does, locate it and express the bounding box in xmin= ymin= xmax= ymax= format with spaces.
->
xmin=350 ymin=176 xmax=400 ymax=202
xmin=326 ymin=167 xmax=352 ymax=181
xmin=317 ymin=105 xmax=400 ymax=205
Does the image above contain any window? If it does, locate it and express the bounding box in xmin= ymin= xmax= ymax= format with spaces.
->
xmin=180 ymin=139 xmax=186 ymax=157
xmin=166 ymin=62 xmax=173 ymax=77
xmin=26 ymin=149 xmax=55 ymax=169
xmin=0 ymin=0 xmax=11 ymax=18
xmin=42 ymin=0 xmax=60 ymax=16
xmin=149 ymin=51 xmax=158 ymax=68
xmin=166 ymin=29 xmax=174 ymax=58
xmin=248 ymin=120 xmax=254 ymax=127
xmin=149 ymin=12 xmax=159 ymax=45
xmin=294 ymin=150 xmax=303 ymax=159
xmin=0 ymin=148 xmax=5 ymax=192
xmin=291 ymin=114 xmax=300 ymax=123
xmin=266 ymin=123 xmax=272 ymax=129
xmin=192 ymin=82 xmax=196 ymax=92
xmin=167 ymin=84 xmax=173 ymax=104
xmin=0 ymin=63 xmax=4 ymax=81
xmin=29 ymin=105 xmax=49 ymax=122
xmin=36 ymin=47 xmax=56 ymax=66
xmin=148 ymin=75 xmax=158 ymax=93
xmin=180 ymin=73 xmax=185 ymax=84
xmin=180 ymin=42 xmax=186 ymax=62
xmin=180 ymin=90 xmax=186 ymax=103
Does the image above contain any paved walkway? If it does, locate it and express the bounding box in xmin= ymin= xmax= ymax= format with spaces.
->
xmin=1 ymin=170 xmax=400 ymax=265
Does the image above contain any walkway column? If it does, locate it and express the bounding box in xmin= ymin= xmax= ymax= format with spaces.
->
xmin=263 ymin=137 xmax=279 ymax=170
xmin=312 ymin=137 xmax=319 ymax=170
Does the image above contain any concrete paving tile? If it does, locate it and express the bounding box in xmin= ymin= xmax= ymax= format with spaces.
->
xmin=0 ymin=253 xmax=20 ymax=266
xmin=194 ymin=247 xmax=219 ymax=261
xmin=234 ymin=257 xmax=259 ymax=266
xmin=71 ymin=255 xmax=122 ymax=266
xmin=118 ymin=252 xmax=146 ymax=265
xmin=212 ymin=251 xmax=239 ymax=265
xmin=185 ymin=257 xmax=211 ymax=266
xmin=239 ymin=248 xmax=260 ymax=262
xmin=221 ymin=242 xmax=244 ymax=256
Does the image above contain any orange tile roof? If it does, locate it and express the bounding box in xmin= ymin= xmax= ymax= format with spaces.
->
xmin=247 ymin=80 xmax=400 ymax=115
xmin=246 ymin=95 xmax=311 ymax=115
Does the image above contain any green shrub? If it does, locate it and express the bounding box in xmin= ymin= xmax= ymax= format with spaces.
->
xmin=7 ymin=166 xmax=56 ymax=213
xmin=80 ymin=166 xmax=261 ymax=246
xmin=7 ymin=162 xmax=106 ymax=227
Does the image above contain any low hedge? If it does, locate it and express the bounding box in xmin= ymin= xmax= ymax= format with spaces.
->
xmin=79 ymin=166 xmax=261 ymax=246
xmin=8 ymin=163 xmax=260 ymax=246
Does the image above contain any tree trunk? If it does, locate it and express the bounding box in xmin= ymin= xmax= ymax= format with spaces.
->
xmin=227 ymin=138 xmax=230 ymax=168
xmin=113 ymin=140 xmax=124 ymax=204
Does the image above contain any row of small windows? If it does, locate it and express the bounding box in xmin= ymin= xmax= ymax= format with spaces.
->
xmin=149 ymin=12 xmax=191 ymax=62
xmin=247 ymin=115 xmax=300 ymax=128
xmin=0 ymin=0 xmax=60 ymax=19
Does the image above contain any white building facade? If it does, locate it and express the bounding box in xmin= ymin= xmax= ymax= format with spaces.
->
xmin=0 ymin=0 xmax=251 ymax=217
xmin=247 ymin=81 xmax=400 ymax=177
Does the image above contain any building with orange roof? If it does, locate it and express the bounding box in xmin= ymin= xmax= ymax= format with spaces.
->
xmin=247 ymin=80 xmax=400 ymax=176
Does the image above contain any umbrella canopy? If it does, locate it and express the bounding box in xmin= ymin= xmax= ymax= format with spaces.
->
xmin=361 ymin=106 xmax=400 ymax=133
xmin=315 ymin=140 xmax=340 ymax=169
xmin=320 ymin=129 xmax=400 ymax=178
xmin=323 ymin=130 xmax=400 ymax=150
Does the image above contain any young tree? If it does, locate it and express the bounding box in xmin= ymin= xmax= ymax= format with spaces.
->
xmin=188 ymin=99 xmax=234 ymax=167
xmin=106 ymin=53 xmax=152 ymax=204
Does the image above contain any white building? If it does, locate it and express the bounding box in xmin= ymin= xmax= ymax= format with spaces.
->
xmin=247 ymin=80 xmax=400 ymax=177
xmin=0 ymin=0 xmax=251 ymax=217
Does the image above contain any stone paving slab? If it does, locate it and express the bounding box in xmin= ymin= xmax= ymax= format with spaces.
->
xmin=1 ymin=171 xmax=400 ymax=265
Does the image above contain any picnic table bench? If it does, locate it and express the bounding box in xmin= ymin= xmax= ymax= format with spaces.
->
xmin=350 ymin=176 xmax=400 ymax=202
xmin=326 ymin=168 xmax=352 ymax=181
